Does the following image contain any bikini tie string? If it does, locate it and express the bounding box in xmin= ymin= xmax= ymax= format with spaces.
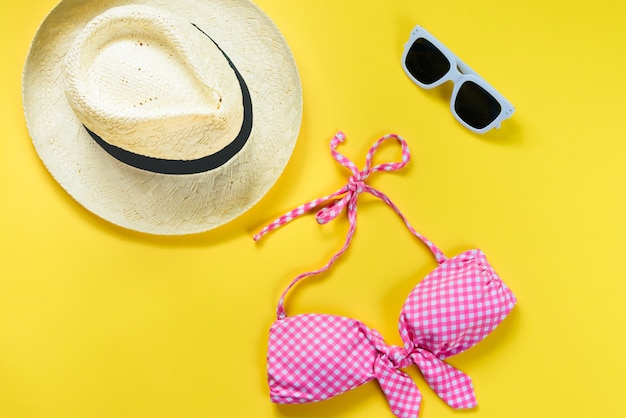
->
xmin=254 ymin=131 xmax=445 ymax=319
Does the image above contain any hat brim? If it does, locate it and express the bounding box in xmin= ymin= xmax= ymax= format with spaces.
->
xmin=22 ymin=0 xmax=302 ymax=235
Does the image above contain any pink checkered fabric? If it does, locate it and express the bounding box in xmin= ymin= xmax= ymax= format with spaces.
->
xmin=256 ymin=132 xmax=517 ymax=418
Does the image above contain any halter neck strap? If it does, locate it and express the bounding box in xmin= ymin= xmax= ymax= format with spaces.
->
xmin=254 ymin=132 xmax=447 ymax=319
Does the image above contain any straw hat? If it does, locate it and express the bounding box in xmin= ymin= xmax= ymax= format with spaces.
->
xmin=22 ymin=0 xmax=302 ymax=235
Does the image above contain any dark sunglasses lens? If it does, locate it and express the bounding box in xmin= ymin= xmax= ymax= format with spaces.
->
xmin=454 ymin=81 xmax=502 ymax=129
xmin=405 ymin=38 xmax=450 ymax=85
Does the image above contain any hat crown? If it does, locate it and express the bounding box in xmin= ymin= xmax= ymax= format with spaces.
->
xmin=63 ymin=5 xmax=244 ymax=161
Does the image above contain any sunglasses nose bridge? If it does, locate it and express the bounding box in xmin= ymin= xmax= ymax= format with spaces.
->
xmin=449 ymin=69 xmax=465 ymax=85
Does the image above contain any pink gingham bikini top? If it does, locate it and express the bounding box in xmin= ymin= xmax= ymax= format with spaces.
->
xmin=254 ymin=132 xmax=517 ymax=418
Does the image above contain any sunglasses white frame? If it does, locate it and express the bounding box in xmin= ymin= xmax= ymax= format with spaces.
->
xmin=401 ymin=25 xmax=515 ymax=134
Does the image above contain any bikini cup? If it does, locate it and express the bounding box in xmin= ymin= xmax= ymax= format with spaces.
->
xmin=255 ymin=132 xmax=517 ymax=418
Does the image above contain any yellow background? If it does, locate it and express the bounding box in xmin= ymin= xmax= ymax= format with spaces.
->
xmin=1 ymin=0 xmax=625 ymax=417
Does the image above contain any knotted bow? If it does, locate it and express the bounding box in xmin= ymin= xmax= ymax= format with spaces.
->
xmin=254 ymin=131 xmax=446 ymax=319
xmin=363 ymin=325 xmax=423 ymax=418
xmin=361 ymin=321 xmax=477 ymax=417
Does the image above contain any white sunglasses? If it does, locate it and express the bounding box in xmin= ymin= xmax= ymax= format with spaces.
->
xmin=401 ymin=25 xmax=515 ymax=134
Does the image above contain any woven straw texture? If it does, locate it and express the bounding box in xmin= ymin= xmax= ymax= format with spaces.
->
xmin=22 ymin=0 xmax=302 ymax=235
